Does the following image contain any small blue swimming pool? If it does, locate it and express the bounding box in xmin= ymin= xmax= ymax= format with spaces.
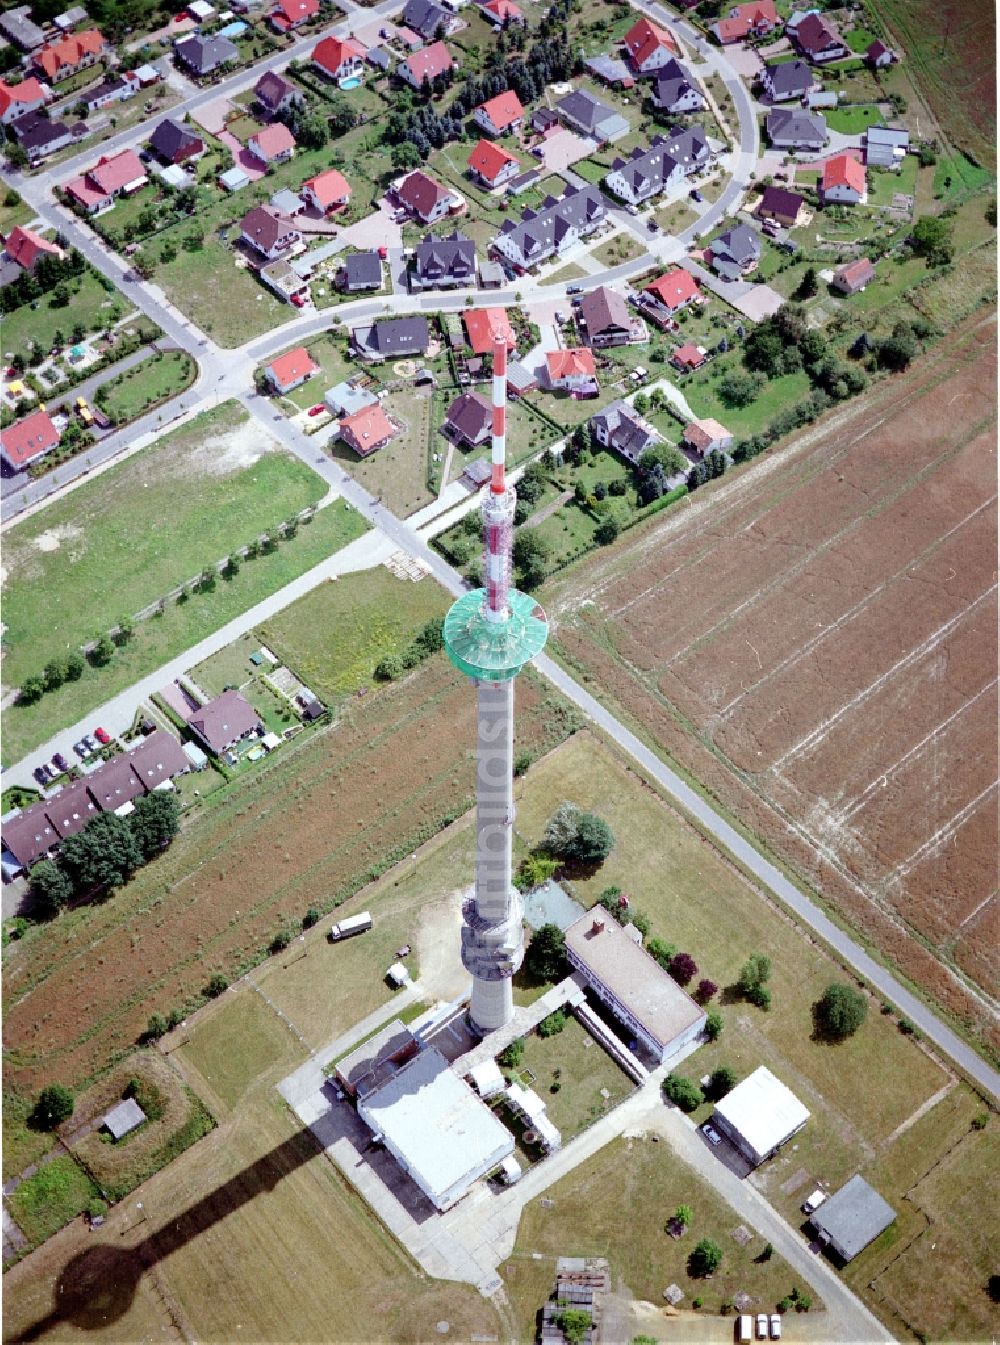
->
xmin=217 ymin=20 xmax=247 ymax=36
xmin=339 ymin=75 xmax=361 ymax=90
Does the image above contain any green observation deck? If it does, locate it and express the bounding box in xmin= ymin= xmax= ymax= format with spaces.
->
xmin=443 ymin=589 xmax=549 ymax=682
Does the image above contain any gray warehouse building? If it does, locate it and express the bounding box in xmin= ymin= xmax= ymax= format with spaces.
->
xmin=809 ymin=1175 xmax=896 ymax=1261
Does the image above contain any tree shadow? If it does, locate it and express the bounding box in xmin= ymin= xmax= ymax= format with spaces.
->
xmin=718 ymin=983 xmax=744 ymax=1007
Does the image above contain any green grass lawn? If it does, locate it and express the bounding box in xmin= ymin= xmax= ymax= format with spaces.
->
xmin=844 ymin=27 xmax=879 ymax=52
xmin=514 ymin=1015 xmax=634 ymax=1140
xmin=153 ymin=239 xmax=290 ymax=347
xmin=825 ymin=104 xmax=883 ymax=135
xmin=591 ymin=232 xmax=646 ymax=267
xmin=0 ymin=192 xmax=35 ymax=235
xmin=280 ymin=337 xmax=359 ymax=413
xmin=1 ymin=269 xmax=132 ymax=363
xmin=684 ymin=360 xmax=813 ymax=439
xmin=932 ymin=151 xmax=996 ymax=202
xmin=540 ymin=261 xmax=587 ymax=286
xmin=190 ymin=632 xmax=262 ymax=698
xmin=7 ymin=1156 xmax=100 ymax=1249
xmin=99 ymin=350 xmax=196 ymax=424
xmin=328 ymin=387 xmax=434 ymax=517
xmin=257 ymin=569 xmax=448 ymax=705
xmin=865 ymin=155 xmax=919 ymax=206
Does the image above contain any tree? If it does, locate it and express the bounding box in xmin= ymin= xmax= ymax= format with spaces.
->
xmin=594 ymin=516 xmax=620 ymax=546
xmin=646 ymin=937 xmax=677 ymax=970
xmin=662 ymin=1073 xmax=703 ymax=1112
xmin=668 ymin=951 xmax=698 ymax=986
xmin=689 ymin=1238 xmax=722 ymax=1276
xmin=567 ymin=813 xmax=614 ymax=863
xmin=90 ymin=634 xmax=115 ymax=667
xmin=374 ymin=654 xmax=403 ymax=681
xmin=911 ymin=215 xmax=954 ymax=266
xmin=129 ymin=791 xmax=181 ymax=860
xmin=30 ymin=1084 xmax=74 ymax=1130
xmin=695 ymin=978 xmax=718 ymax=1004
xmin=555 ymin=1308 xmax=592 ymax=1345
xmin=513 ymin=528 xmax=550 ymax=588
xmin=19 ymin=674 xmax=45 ymax=705
xmin=705 ymin=1009 xmax=723 ymax=1040
xmin=875 ymin=325 xmax=918 ymax=371
xmin=59 ymin=812 xmax=142 ymax=893
xmin=737 ymin=952 xmax=771 ymax=996
xmin=706 ymin=1066 xmax=737 ymax=1101
xmin=65 ymin=651 xmax=85 ymax=681
xmin=674 ymin=1203 xmax=693 ymax=1229
xmin=28 ymin=859 xmax=73 ymax=917
xmin=498 ymin=1037 xmax=524 ymax=1068
xmin=795 ymin=266 xmax=818 ymax=299
xmin=718 ymin=370 xmax=762 ymax=408
xmin=146 ymin=1012 xmax=169 ymax=1040
xmin=814 ymin=982 xmax=867 ymax=1040
xmin=206 ymin=972 xmax=229 ymax=997
xmin=525 ymin=923 xmax=567 ymax=982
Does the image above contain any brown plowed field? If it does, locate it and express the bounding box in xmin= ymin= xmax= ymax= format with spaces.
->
xmin=2 ymin=660 xmax=574 ymax=1095
xmin=548 ymin=312 xmax=998 ymax=1053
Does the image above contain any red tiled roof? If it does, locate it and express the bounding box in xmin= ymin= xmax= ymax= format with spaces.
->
xmin=89 ymin=148 xmax=147 ymax=194
xmin=340 ymin=403 xmax=395 ymax=456
xmin=0 ymin=77 xmax=48 ymax=116
xmin=822 ymin=152 xmax=865 ymax=194
xmin=303 ymin=168 xmax=350 ymax=207
xmin=645 ymin=267 xmax=699 ymax=311
xmin=250 ymin=122 xmax=296 ymax=159
xmin=482 ymin=0 xmax=523 ymax=20
xmin=271 ymin=0 xmax=319 ymax=23
xmin=463 ymin=306 xmax=516 ymax=355
xmin=4 ymin=226 xmax=63 ymax=271
xmin=312 ymin=34 xmax=366 ymax=75
xmin=1 ymin=408 xmax=60 ymax=468
xmin=672 ymin=342 xmax=704 ymax=368
xmin=476 ymin=89 xmax=523 ymax=131
xmin=467 ymin=137 xmax=518 ymax=184
xmin=267 ymin=345 xmax=318 ymax=390
xmin=402 ymin=40 xmax=453 ymax=84
xmin=35 ymin=28 xmax=105 ymax=79
xmin=714 ymin=0 xmax=778 ymax=41
xmin=397 ymin=169 xmax=451 ymax=219
xmin=623 ymin=16 xmax=679 ymax=66
xmin=684 ymin=416 xmax=730 ymax=452
xmin=834 ymin=256 xmax=875 ymax=287
xmin=546 ymin=347 xmax=596 ymax=380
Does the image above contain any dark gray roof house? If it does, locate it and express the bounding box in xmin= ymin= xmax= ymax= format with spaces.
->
xmin=254 ymin=69 xmax=303 ymax=116
xmin=443 ymin=390 xmax=492 ymax=446
xmin=590 ymin=399 xmax=659 ymax=463
xmin=605 ymin=126 xmax=709 ymax=206
xmin=187 ymin=689 xmax=262 ymax=756
xmin=175 ymin=33 xmax=239 ymax=75
xmin=0 ymin=6 xmax=46 ymax=49
xmin=583 ymin=54 xmax=632 ymax=86
xmin=149 ymin=117 xmax=204 ymax=164
xmin=353 ymin=315 xmax=430 ymax=359
xmin=760 ymin=57 xmax=813 ymax=102
xmin=809 ymin=1176 xmax=896 ymax=1262
xmin=710 ymin=222 xmax=761 ymax=279
xmin=343 ymin=249 xmax=382 ymax=291
xmin=555 ymin=89 xmax=629 ymax=144
xmin=493 ymin=183 xmax=606 ymax=271
xmin=652 ymin=58 xmax=704 ymax=113
xmin=411 ymin=231 xmax=476 ymax=290
xmin=400 ymin=0 xmax=452 ymax=40
xmin=10 ymin=111 xmax=73 ymax=158
xmin=766 ymin=106 xmax=828 ymax=151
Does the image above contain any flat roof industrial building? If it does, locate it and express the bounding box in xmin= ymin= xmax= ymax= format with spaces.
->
xmin=357 ymin=1046 xmax=514 ymax=1211
xmin=712 ymin=1066 xmax=809 ymax=1167
xmin=809 ymin=1175 xmax=895 ymax=1261
xmin=564 ymin=912 xmax=705 ymax=1062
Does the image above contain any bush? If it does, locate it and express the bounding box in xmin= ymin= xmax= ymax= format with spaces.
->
xmin=971 ymin=1112 xmax=989 ymax=1131
xmin=704 ymin=1009 xmax=723 ymax=1041
xmin=145 ymin=1012 xmax=169 ymax=1040
xmin=303 ymin=907 xmax=320 ymax=929
xmin=663 ymin=1073 xmax=703 ymax=1112
xmin=515 ymin=852 xmax=559 ymax=891
xmin=705 ymin=1066 xmax=737 ymax=1101
xmin=538 ymin=1009 xmax=568 ymax=1037
xmin=270 ymin=929 xmax=292 ymax=954
xmin=30 ymin=1084 xmax=74 ymax=1130
xmin=205 ymin=973 xmax=229 ymax=997
xmin=374 ymin=655 xmax=404 ymax=681
xmin=668 ymin=952 xmax=698 ymax=986
xmin=498 ymin=1037 xmax=524 ymax=1068
xmin=543 ymin=803 xmax=614 ymax=863
xmin=689 ymin=1237 xmax=723 ymax=1277
xmin=646 ymin=937 xmax=677 ymax=970
xmin=695 ymin=978 xmax=718 ymax=1004
xmin=594 ymin=516 xmax=620 ymax=546
xmin=86 ymin=1198 xmax=109 ymax=1220
xmin=814 ymin=982 xmax=867 ymax=1040
xmin=747 ymin=984 xmax=772 ymax=1011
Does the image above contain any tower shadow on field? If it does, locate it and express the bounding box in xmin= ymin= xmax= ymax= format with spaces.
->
xmin=10 ymin=1127 xmax=324 ymax=1342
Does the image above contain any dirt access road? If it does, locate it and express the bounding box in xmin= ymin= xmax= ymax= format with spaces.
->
xmin=546 ymin=310 xmax=998 ymax=1057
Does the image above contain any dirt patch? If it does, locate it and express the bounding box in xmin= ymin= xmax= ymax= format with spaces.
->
xmin=190 ymin=423 xmax=279 ymax=477
xmin=544 ymin=311 xmax=999 ymax=1053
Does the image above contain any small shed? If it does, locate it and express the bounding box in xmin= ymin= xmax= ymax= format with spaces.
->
xmin=103 ymin=1098 xmax=147 ymax=1140
xmin=387 ymin=961 xmax=411 ymax=987
xmin=219 ymin=166 xmax=250 ymax=193
xmin=469 ymin=1059 xmax=505 ymax=1098
xmin=182 ymin=741 xmax=209 ymax=771
xmin=809 ymin=1175 xmax=895 ymax=1261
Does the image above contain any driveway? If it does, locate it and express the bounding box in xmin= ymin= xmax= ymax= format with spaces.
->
xmin=189 ymin=95 xmax=234 ymax=135
xmin=217 ymin=132 xmax=267 ymax=181
xmin=338 ymin=201 xmax=403 ymax=252
xmin=539 ymin=129 xmax=598 ymax=174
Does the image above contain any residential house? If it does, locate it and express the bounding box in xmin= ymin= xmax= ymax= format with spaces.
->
xmin=187 ymin=0 xmax=215 ymax=20
xmin=642 ymin=267 xmax=700 ymax=321
xmin=578 ymin=285 xmax=645 ymax=348
xmin=583 ymin=54 xmax=633 ymax=88
xmin=187 ymin=690 xmax=263 ymax=757
xmin=84 ymin=70 xmax=141 ymax=113
xmin=865 ymin=39 xmax=896 ymax=68
xmin=604 ymin=127 xmax=709 ymax=207
xmin=532 ymin=106 xmax=560 ymax=135
xmin=174 ymin=33 xmax=239 ymax=76
xmin=493 ymin=183 xmax=606 ymax=271
xmin=340 ymin=249 xmax=383 ymax=291
xmin=652 ymin=58 xmax=704 ymax=114
xmin=481 ymin=0 xmax=525 ymax=27
xmin=265 ymin=346 xmax=318 ymax=392
xmin=312 ymin=34 xmax=366 ymax=80
xmin=793 ymin=12 xmax=849 ymax=63
xmin=33 ymin=28 xmax=108 ymax=82
xmin=708 ymin=222 xmax=761 ymax=279
xmin=10 ymin=111 xmax=74 ymax=161
xmin=339 ymin=403 xmax=396 ymax=456
xmin=395 ymin=169 xmax=460 ymax=224
xmin=711 ymin=0 xmax=779 ymax=43
xmin=442 ymin=390 xmax=492 ymax=446
xmin=398 ymin=40 xmax=453 ymax=89
xmin=463 ymin=306 xmax=516 ymax=355
xmin=400 ymin=0 xmax=457 ymax=40
xmin=240 ymin=206 xmax=301 ymax=259
xmin=0 ymin=407 xmax=60 ymax=472
xmin=473 ymin=89 xmax=523 ymax=138
xmin=149 ymin=118 xmax=205 ymax=165
xmin=683 ymin=417 xmax=733 ymax=455
xmin=759 ymin=57 xmax=813 ymax=102
xmin=831 ymin=256 xmax=875 ymax=295
xmin=546 ymin=347 xmax=597 ymax=395
xmin=672 ymin=341 xmax=706 ymax=372
xmin=756 ymin=184 xmax=804 ymax=228
xmin=467 ymin=138 xmax=519 ymax=188
xmin=64 ymin=149 xmax=148 ymax=213
xmin=622 ymin=16 xmax=679 ymax=75
xmin=54 ymin=6 xmax=89 ymax=31
xmin=220 ymin=165 xmax=250 ymax=192
xmin=865 ymin=125 xmax=909 ymax=169
xmin=411 ymin=231 xmax=476 ymax=290
xmin=590 ymin=399 xmax=659 ymax=463
xmin=42 ymin=777 xmax=100 ymax=841
xmin=260 ymin=257 xmax=309 ymax=303
xmin=0 ymin=76 xmax=51 ymax=124
xmin=351 ymin=316 xmax=430 ymax=360
xmin=821 ymin=152 xmax=865 ymax=203
xmin=247 ymin=122 xmax=296 ymax=166
xmin=507 ymin=360 xmax=537 ymax=396
xmin=0 ymin=6 xmax=45 ymax=50
xmin=254 ymin=70 xmax=304 ymax=117
xmin=766 ymin=106 xmax=828 ymax=151
xmin=301 ymin=168 xmax=351 ymax=212
xmin=555 ymin=89 xmax=629 ymax=144
xmin=3 ymin=226 xmax=64 ymax=275
xmin=366 ymin=45 xmax=392 ymax=72
xmin=269 ymin=0 xmax=320 ymax=32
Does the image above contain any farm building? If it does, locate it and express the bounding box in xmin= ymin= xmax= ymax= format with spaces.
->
xmin=103 ymin=1099 xmax=147 ymax=1139
xmin=808 ymin=1175 xmax=896 ymax=1261
xmin=564 ymin=911 xmax=706 ymax=1062
xmin=711 ymin=1066 xmax=809 ymax=1166
xmin=357 ymin=1046 xmax=514 ymax=1210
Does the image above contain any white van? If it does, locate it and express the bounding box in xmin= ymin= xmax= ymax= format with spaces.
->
xmin=737 ymin=1315 xmax=753 ymax=1343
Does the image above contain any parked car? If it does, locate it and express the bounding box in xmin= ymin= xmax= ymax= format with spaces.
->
xmin=73 ymin=740 xmax=90 ymax=758
xmin=769 ymin=1315 xmax=781 ymax=1340
xmin=756 ymin=1315 xmax=769 ymax=1339
xmin=689 ymin=188 xmax=704 ymax=202
xmin=82 ymin=735 xmax=97 ymax=753
xmin=308 ymin=404 xmax=325 ymax=417
xmin=290 ymin=293 xmax=305 ymax=308
xmin=378 ymin=245 xmax=388 ymax=259
xmin=702 ymin=1123 xmax=722 ymax=1145
xmin=647 ymin=218 xmax=659 ymax=232
xmin=33 ymin=765 xmax=51 ymax=785
xmin=94 ymin=727 xmax=111 ymax=745
xmin=566 ymin=283 xmax=582 ymax=295
xmin=52 ymin=753 xmax=69 ymax=773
